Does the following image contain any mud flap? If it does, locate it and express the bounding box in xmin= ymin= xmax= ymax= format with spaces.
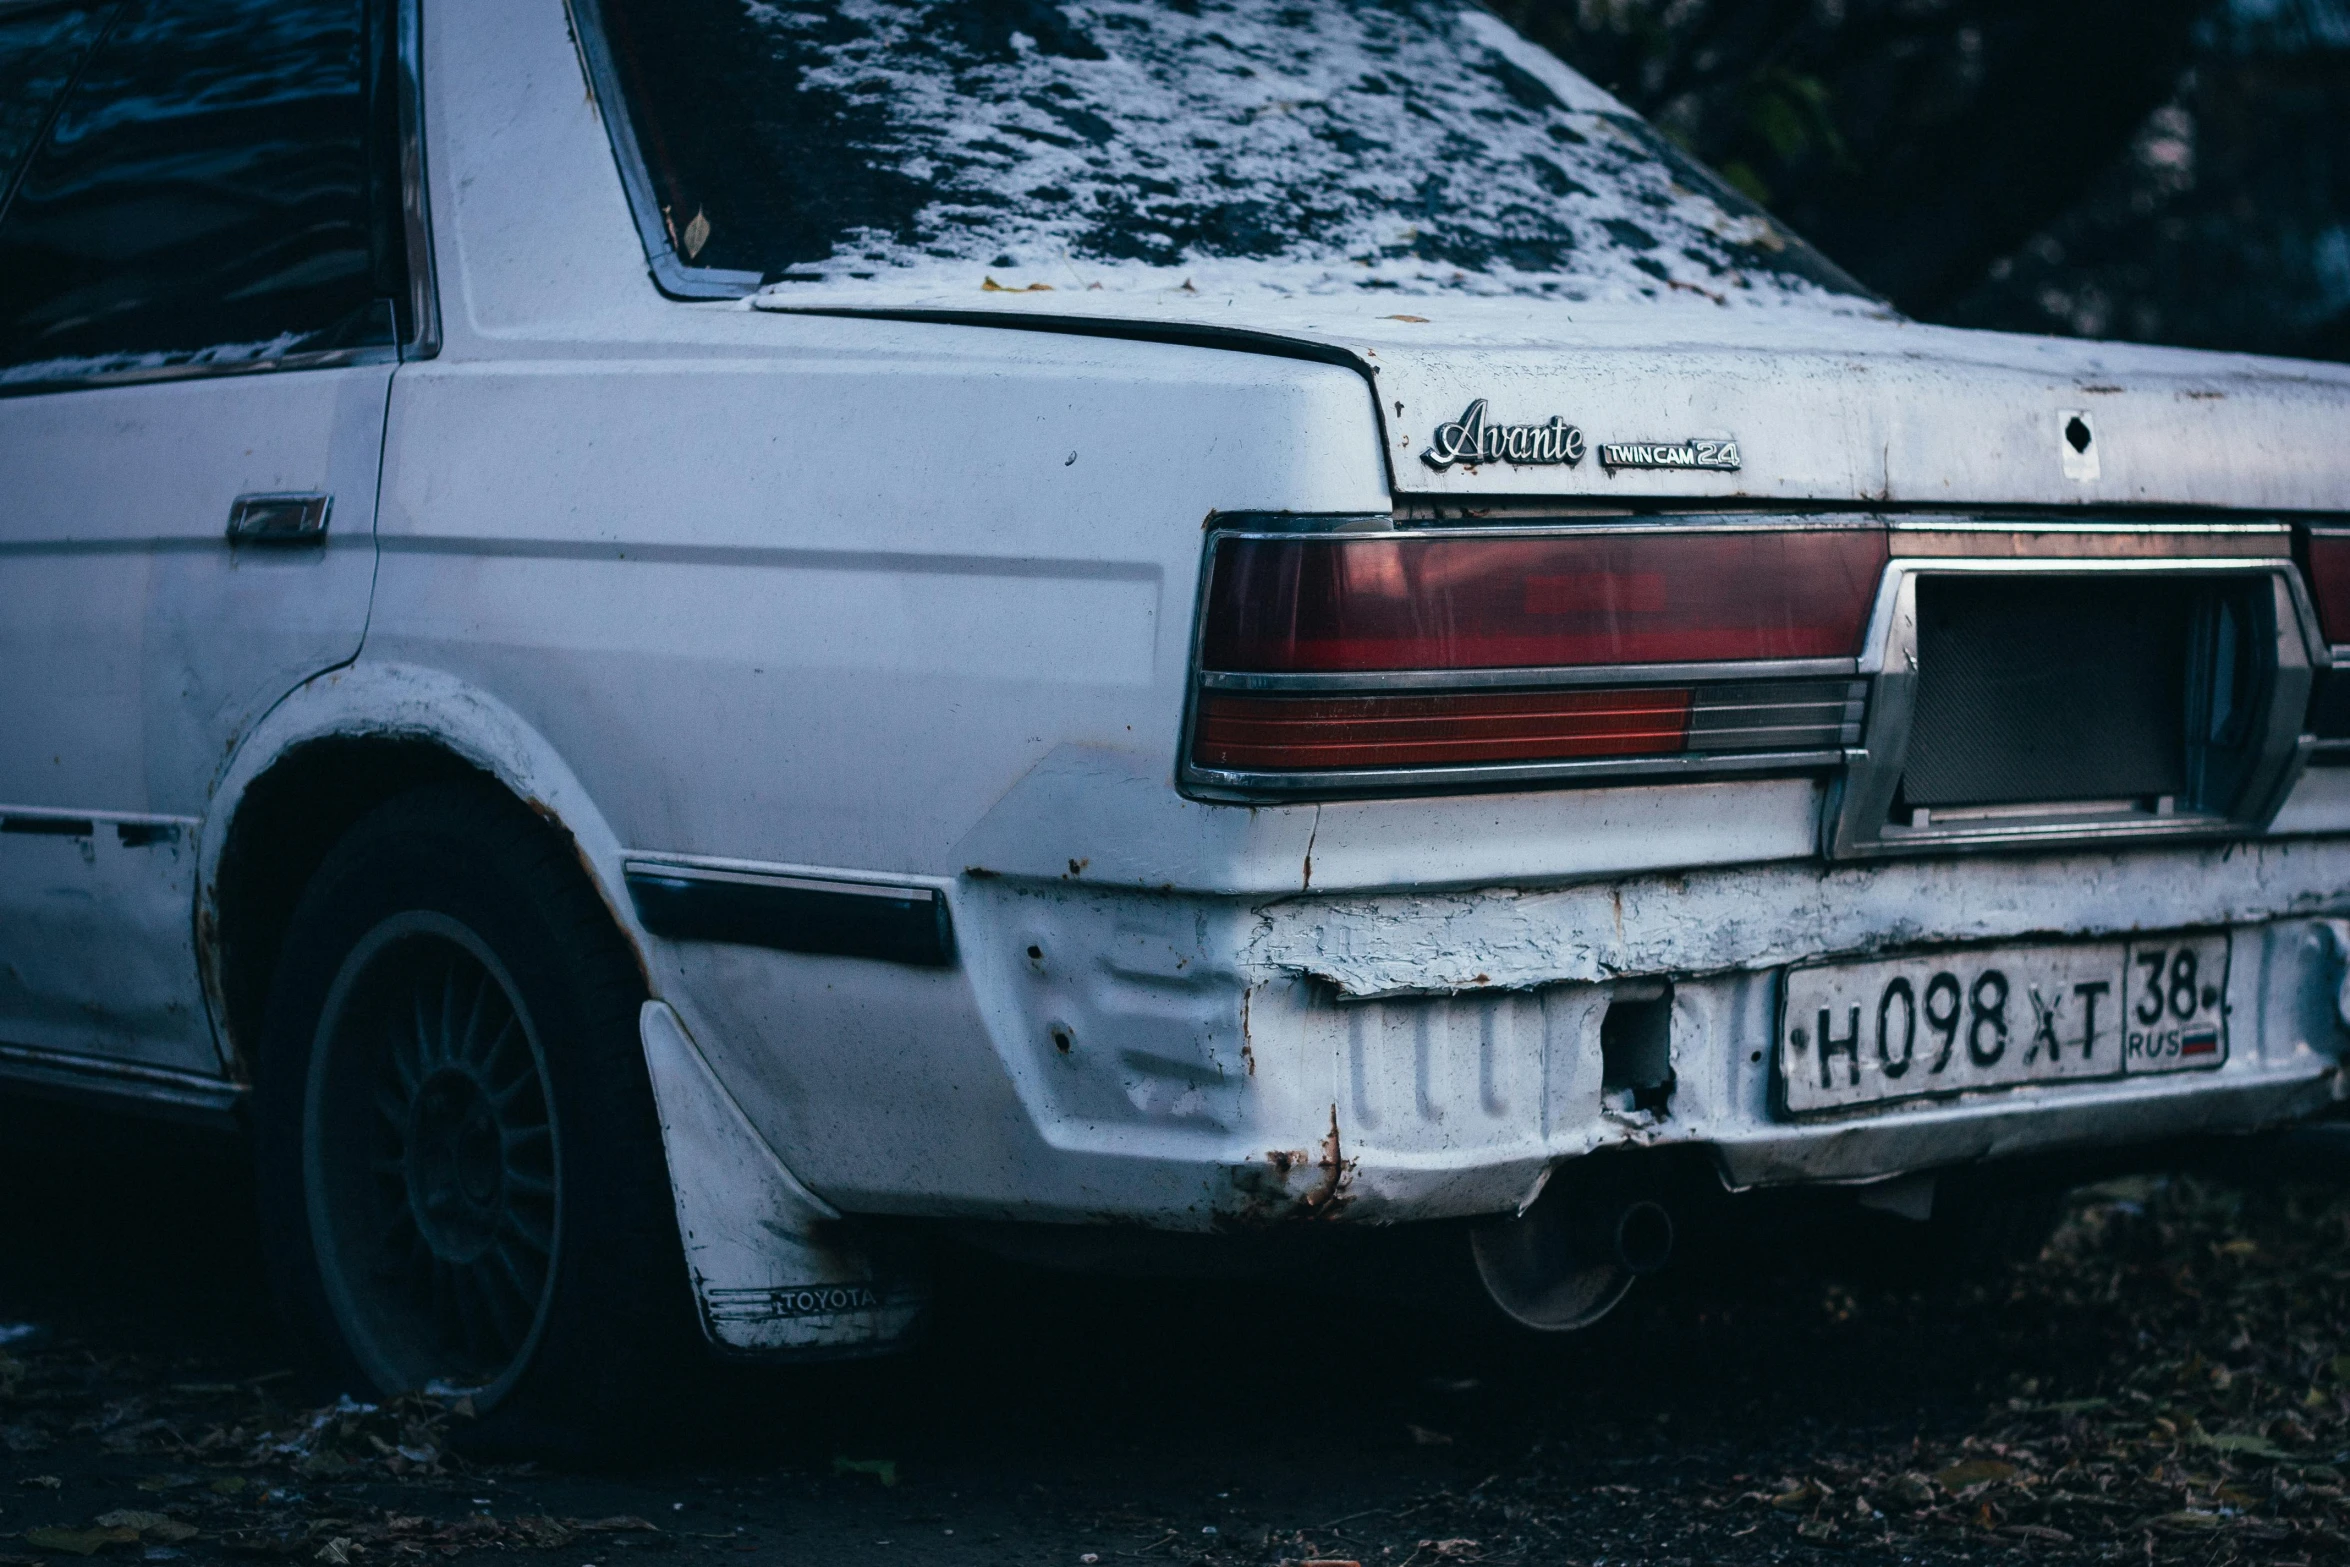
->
xmin=637 ymin=1001 xmax=925 ymax=1356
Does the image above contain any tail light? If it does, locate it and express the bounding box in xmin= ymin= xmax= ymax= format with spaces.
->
xmin=1187 ymin=522 xmax=1887 ymax=792
xmin=1203 ymin=528 xmax=1884 ymax=671
xmin=2304 ymin=529 xmax=2350 ymax=644
xmin=2301 ymin=527 xmax=2350 ymax=742
xmin=1193 ymin=687 xmax=1694 ymax=770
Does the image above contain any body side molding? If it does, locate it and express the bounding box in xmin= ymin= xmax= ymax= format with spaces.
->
xmin=624 ymin=859 xmax=954 ymax=967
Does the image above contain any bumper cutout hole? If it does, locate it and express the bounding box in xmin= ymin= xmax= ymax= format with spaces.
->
xmin=1602 ymin=983 xmax=1675 ymax=1113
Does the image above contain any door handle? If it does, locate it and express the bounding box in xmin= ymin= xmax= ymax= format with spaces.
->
xmin=227 ymin=492 xmax=331 ymax=545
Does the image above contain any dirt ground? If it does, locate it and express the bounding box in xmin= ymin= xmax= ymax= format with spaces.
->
xmin=5 ymin=1097 xmax=2350 ymax=1567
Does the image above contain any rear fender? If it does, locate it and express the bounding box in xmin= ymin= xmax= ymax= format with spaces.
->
xmin=199 ymin=660 xmax=648 ymax=1017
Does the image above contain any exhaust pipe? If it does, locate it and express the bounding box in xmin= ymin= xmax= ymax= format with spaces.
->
xmin=1469 ymin=1176 xmax=1676 ymax=1332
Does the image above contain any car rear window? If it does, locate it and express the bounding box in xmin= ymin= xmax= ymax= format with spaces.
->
xmin=592 ymin=0 xmax=1873 ymax=305
xmin=0 ymin=0 xmax=406 ymax=384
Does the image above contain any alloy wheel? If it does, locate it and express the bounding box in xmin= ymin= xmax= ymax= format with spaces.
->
xmin=304 ymin=912 xmax=561 ymax=1403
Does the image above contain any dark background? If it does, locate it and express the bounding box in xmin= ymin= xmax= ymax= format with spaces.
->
xmin=1501 ymin=0 xmax=2350 ymax=361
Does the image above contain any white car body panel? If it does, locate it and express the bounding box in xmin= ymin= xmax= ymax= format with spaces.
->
xmin=753 ymin=288 xmax=2350 ymax=514
xmin=4 ymin=0 xmax=2348 ymax=1354
xmin=0 ymin=367 xmax=388 ymax=1074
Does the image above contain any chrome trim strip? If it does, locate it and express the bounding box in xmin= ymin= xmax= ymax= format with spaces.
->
xmin=1198 ymin=657 xmax=1860 ymax=693
xmin=1686 ymin=727 xmax=1846 ymax=752
xmin=1226 ymin=517 xmax=1886 ymax=543
xmin=1208 ymin=510 xmax=1393 ymax=535
xmin=1850 ymin=556 xmax=2312 ymax=676
xmin=621 ymin=857 xmax=947 ymax=902
xmin=1867 ymin=813 xmax=2234 ymax=848
xmin=1826 ymin=557 xmax=2323 ymax=858
xmin=0 ymin=1042 xmax=245 ymax=1124
xmin=567 ymin=0 xmax=767 ymax=300
xmin=0 ymin=802 xmax=199 ymax=828
xmin=1185 ymin=747 xmax=1847 ymax=800
xmin=1887 ymin=518 xmax=2292 ymax=536
xmin=1392 ymin=501 xmax=2348 ymax=528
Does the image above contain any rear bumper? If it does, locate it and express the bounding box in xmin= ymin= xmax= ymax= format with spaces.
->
xmin=970 ymin=885 xmax=2348 ymax=1222
xmin=652 ymin=837 xmax=2350 ymax=1229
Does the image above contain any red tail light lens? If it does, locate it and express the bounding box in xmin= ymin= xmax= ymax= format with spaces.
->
xmin=1188 ymin=523 xmax=1885 ymax=785
xmin=1194 ymin=688 xmax=1692 ymax=770
xmin=2306 ymin=531 xmax=2350 ymax=644
xmin=1201 ymin=528 xmax=1887 ymax=673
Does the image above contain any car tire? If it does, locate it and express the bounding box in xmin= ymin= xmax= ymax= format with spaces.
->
xmin=254 ymin=781 xmax=701 ymax=1456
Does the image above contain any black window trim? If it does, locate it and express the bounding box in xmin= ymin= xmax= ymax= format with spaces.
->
xmin=565 ymin=0 xmax=762 ymax=302
xmin=0 ymin=0 xmax=441 ymax=399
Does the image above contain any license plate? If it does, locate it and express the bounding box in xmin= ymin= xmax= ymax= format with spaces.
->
xmin=1777 ymin=931 xmax=2230 ymax=1115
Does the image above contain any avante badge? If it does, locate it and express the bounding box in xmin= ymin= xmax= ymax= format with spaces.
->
xmin=1421 ymin=398 xmax=1585 ymax=470
xmin=1598 ymin=438 xmax=1742 ymax=472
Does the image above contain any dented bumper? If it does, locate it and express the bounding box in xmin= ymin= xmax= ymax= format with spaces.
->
xmin=934 ymin=839 xmax=2350 ymax=1226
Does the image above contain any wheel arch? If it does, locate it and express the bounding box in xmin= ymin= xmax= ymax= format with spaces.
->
xmin=200 ymin=662 xmax=650 ymax=1078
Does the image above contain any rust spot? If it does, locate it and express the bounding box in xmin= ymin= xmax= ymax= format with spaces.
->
xmin=537 ymin=797 xmax=653 ymax=993
xmin=1303 ymin=1104 xmax=1352 ymax=1215
xmin=1228 ymin=1128 xmax=1349 ymax=1224
xmin=192 ymin=901 xmax=249 ymax=1082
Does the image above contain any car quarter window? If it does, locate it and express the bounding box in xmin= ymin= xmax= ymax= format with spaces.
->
xmin=0 ymin=0 xmax=409 ymax=384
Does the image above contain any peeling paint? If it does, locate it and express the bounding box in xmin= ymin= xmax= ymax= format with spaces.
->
xmin=1224 ymin=1105 xmax=1355 ymax=1224
xmin=1244 ymin=839 xmax=2350 ymax=999
xmin=1307 ymin=1104 xmax=1353 ymax=1215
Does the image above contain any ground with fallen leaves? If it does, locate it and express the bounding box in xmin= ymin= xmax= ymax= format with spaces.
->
xmin=4 ymin=1101 xmax=2348 ymax=1566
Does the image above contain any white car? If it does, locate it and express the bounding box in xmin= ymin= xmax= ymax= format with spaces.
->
xmin=4 ymin=0 xmax=2348 ymax=1440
